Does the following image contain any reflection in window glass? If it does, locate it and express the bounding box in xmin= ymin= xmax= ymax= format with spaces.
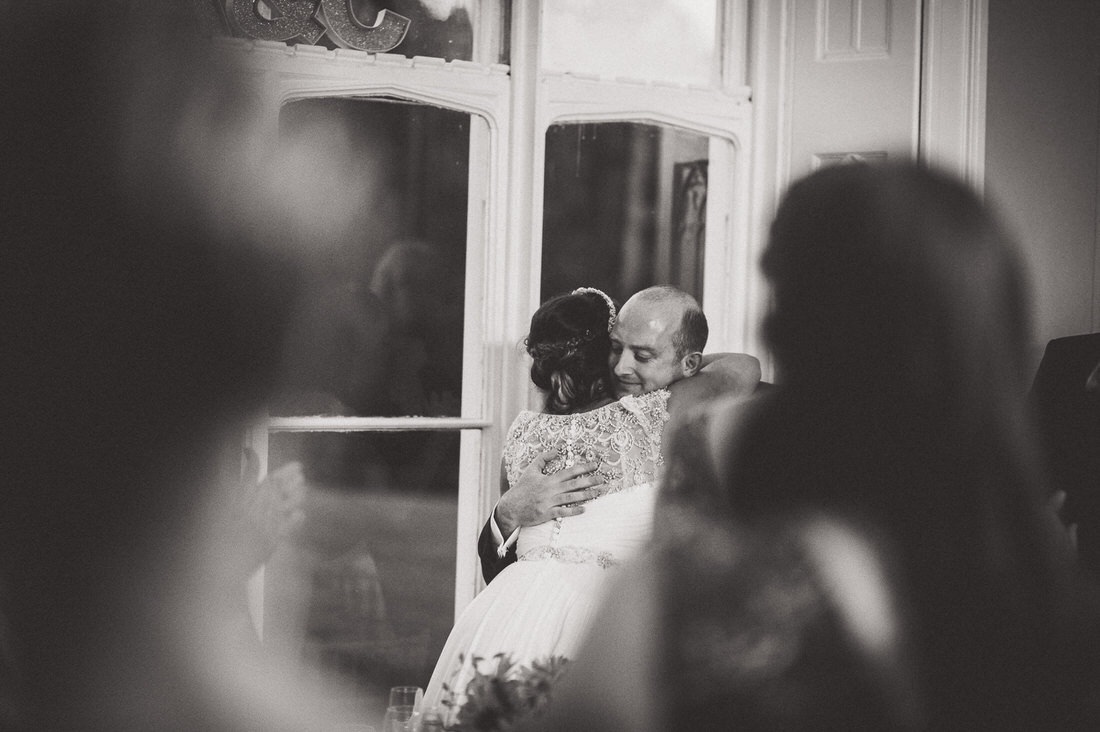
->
xmin=541 ymin=0 xmax=717 ymax=85
xmin=541 ymin=122 xmax=714 ymax=302
xmin=273 ymin=98 xmax=469 ymax=418
xmin=363 ymin=0 xmax=474 ymax=60
xmin=266 ymin=431 xmax=459 ymax=726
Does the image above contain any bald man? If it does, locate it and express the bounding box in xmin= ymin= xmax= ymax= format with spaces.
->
xmin=477 ymin=286 xmax=760 ymax=582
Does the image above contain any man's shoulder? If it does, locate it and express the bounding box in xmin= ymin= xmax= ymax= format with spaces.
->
xmin=1044 ymin=333 xmax=1100 ymax=358
xmin=1038 ymin=333 xmax=1100 ymax=375
xmin=1033 ymin=333 xmax=1100 ymax=397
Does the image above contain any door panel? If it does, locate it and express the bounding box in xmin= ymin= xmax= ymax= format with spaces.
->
xmin=787 ymin=0 xmax=923 ymax=179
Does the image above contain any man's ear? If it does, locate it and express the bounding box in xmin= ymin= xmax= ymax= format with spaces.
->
xmin=680 ymin=352 xmax=703 ymax=377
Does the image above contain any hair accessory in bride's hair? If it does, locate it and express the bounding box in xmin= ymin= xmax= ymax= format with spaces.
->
xmin=526 ymin=331 xmax=594 ymax=360
xmin=571 ymin=287 xmax=617 ymax=332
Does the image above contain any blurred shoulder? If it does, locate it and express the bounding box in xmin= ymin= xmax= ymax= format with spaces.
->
xmin=669 ymin=386 xmax=770 ymax=454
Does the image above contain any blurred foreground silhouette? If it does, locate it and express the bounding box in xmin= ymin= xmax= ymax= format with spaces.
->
xmin=2 ymin=3 xmax=384 ymax=729
xmin=534 ymin=163 xmax=1100 ymax=732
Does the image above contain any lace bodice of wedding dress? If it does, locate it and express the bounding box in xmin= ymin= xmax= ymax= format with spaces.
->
xmin=501 ymin=389 xmax=670 ymax=565
xmin=502 ymin=388 xmax=669 ymax=491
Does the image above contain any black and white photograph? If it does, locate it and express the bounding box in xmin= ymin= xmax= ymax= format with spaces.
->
xmin=4 ymin=1 xmax=1100 ymax=730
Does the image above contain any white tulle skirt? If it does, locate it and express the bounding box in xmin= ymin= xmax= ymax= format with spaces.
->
xmin=422 ymin=483 xmax=657 ymax=719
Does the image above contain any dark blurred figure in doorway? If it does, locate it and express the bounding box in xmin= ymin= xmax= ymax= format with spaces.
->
xmin=369 ymin=239 xmax=465 ymax=504
xmin=1031 ymin=332 xmax=1100 ymax=575
xmin=370 ymin=239 xmax=464 ymax=418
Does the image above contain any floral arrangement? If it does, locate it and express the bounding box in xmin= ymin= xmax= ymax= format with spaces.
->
xmin=441 ymin=653 xmax=571 ymax=731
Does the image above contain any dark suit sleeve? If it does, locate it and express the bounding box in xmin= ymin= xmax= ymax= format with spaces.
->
xmin=1031 ymin=338 xmax=1067 ymax=404
xmin=1031 ymin=337 xmax=1088 ymax=498
xmin=1030 ymin=336 xmax=1100 ymax=479
xmin=478 ymin=513 xmax=517 ymax=584
xmin=1029 ymin=334 xmax=1100 ymax=573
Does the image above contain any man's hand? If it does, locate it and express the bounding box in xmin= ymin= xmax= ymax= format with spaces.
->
xmin=495 ymin=451 xmax=606 ymax=535
xmin=236 ymin=449 xmax=307 ymax=565
xmin=1049 ymin=489 xmax=1079 ymax=552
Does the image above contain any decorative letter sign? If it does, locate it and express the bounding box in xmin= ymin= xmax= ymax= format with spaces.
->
xmin=318 ymin=1 xmax=410 ymax=51
xmin=214 ymin=0 xmax=410 ymax=53
xmin=227 ymin=0 xmax=326 ymax=45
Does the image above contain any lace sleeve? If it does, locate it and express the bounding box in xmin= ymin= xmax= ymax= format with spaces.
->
xmin=500 ymin=411 xmax=538 ymax=488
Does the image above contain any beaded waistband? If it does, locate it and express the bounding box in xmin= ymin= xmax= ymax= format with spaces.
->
xmin=517 ymin=545 xmax=619 ymax=569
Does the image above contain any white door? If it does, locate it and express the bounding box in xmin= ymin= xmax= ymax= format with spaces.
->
xmin=786 ymin=0 xmax=923 ymax=179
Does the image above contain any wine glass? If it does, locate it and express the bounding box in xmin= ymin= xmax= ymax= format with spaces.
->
xmin=383 ymin=687 xmax=423 ymax=732
xmin=387 ymin=686 xmax=423 ymax=711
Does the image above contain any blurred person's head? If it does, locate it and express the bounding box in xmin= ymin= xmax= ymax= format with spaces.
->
xmin=610 ymin=286 xmax=707 ymax=397
xmin=722 ymin=162 xmax=1091 ymax=730
xmin=369 ymin=239 xmax=447 ymax=329
xmin=526 ymin=288 xmax=617 ymax=414
xmin=750 ymin=162 xmax=1047 ymax=553
xmin=762 ymin=162 xmax=1033 ymax=432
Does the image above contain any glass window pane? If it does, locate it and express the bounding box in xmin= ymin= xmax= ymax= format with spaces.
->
xmin=541 ymin=0 xmax=718 ymax=85
xmin=265 ymin=431 xmax=459 ymax=725
xmin=273 ymin=98 xmax=469 ymax=418
xmin=541 ymin=122 xmax=716 ymax=301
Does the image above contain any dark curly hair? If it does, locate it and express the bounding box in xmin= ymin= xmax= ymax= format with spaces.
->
xmin=525 ymin=290 xmax=615 ymax=414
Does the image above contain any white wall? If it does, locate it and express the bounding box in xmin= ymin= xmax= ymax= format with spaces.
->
xmin=984 ymin=0 xmax=1100 ymax=361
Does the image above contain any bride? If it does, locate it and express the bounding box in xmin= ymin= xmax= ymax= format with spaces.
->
xmin=422 ymin=286 xmax=753 ymax=719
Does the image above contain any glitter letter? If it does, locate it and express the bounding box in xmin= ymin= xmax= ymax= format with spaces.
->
xmin=226 ymin=0 xmax=326 ymax=45
xmin=317 ymin=1 xmax=410 ymax=53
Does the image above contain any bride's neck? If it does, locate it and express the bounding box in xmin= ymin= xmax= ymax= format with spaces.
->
xmin=569 ymin=396 xmax=616 ymax=414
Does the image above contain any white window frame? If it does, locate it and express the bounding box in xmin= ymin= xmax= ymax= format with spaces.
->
xmin=223 ymin=40 xmax=514 ymax=623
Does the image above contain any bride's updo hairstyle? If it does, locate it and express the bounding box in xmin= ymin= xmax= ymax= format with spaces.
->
xmin=525 ymin=288 xmax=617 ymax=415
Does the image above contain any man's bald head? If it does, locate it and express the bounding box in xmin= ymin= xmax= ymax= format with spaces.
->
xmin=609 ymin=286 xmax=708 ymax=397
xmin=628 ymin=286 xmax=708 ymax=358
